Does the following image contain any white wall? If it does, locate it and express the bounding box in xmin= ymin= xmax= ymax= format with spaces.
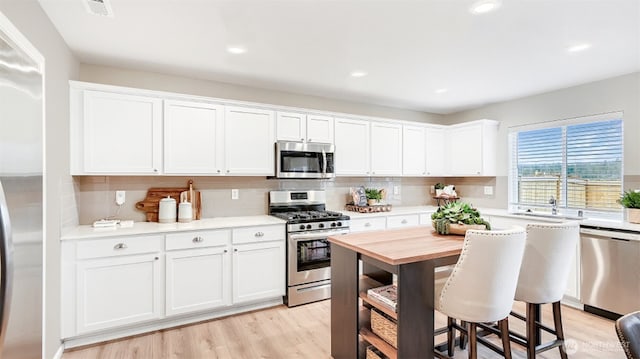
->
xmin=0 ymin=1 xmax=79 ymax=358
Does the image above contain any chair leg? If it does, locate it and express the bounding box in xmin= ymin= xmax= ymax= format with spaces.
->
xmin=526 ymin=303 xmax=538 ymax=359
xmin=552 ymin=301 xmax=568 ymax=359
xmin=447 ymin=317 xmax=455 ymax=357
xmin=460 ymin=320 xmax=468 ymax=349
xmin=468 ymin=322 xmax=477 ymax=359
xmin=499 ymin=318 xmax=513 ymax=359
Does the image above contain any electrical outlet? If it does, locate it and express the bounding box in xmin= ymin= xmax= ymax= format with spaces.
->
xmin=231 ymin=189 xmax=239 ymax=200
xmin=430 ymin=185 xmax=435 ymax=194
xmin=484 ymin=186 xmax=494 ymax=196
xmin=115 ymin=190 xmax=126 ymax=205
xmin=393 ymin=186 xmax=400 ymax=195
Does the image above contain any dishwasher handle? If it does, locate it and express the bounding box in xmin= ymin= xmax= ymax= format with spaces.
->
xmin=580 ymin=228 xmax=640 ymax=242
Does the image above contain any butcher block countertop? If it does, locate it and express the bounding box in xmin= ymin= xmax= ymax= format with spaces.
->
xmin=328 ymin=225 xmax=464 ymax=265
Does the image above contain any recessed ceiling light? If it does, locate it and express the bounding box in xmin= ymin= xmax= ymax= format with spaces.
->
xmin=435 ymin=88 xmax=448 ymax=94
xmin=350 ymin=71 xmax=367 ymax=78
xmin=469 ymin=0 xmax=501 ymax=14
xmin=567 ymin=43 xmax=592 ymax=53
xmin=227 ymin=46 xmax=247 ymax=54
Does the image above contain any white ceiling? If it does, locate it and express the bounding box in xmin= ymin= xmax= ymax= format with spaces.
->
xmin=38 ymin=0 xmax=640 ymax=114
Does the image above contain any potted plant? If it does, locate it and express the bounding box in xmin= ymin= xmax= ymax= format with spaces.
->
xmin=618 ymin=190 xmax=640 ymax=224
xmin=365 ymin=188 xmax=382 ymax=206
xmin=431 ymin=202 xmax=491 ymax=235
xmin=434 ymin=183 xmax=445 ymax=197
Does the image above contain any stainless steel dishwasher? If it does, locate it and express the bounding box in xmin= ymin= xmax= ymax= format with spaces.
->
xmin=580 ymin=226 xmax=640 ymax=318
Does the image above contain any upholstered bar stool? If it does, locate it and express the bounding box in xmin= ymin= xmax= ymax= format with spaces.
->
xmin=435 ymin=227 xmax=527 ymax=359
xmin=509 ymin=222 xmax=580 ymax=359
xmin=616 ymin=311 xmax=640 ymax=359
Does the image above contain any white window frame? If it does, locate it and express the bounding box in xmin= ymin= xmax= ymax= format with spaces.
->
xmin=508 ymin=111 xmax=624 ymax=220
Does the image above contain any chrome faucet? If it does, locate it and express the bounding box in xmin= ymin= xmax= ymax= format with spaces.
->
xmin=549 ymin=196 xmax=557 ymax=215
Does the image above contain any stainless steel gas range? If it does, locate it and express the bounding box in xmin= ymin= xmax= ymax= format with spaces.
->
xmin=269 ymin=190 xmax=350 ymax=307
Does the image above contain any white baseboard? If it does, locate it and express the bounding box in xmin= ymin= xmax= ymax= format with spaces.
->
xmin=52 ymin=344 xmax=64 ymax=359
xmin=63 ymin=298 xmax=282 ymax=349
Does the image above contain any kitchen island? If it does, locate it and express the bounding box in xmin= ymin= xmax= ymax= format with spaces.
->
xmin=328 ymin=226 xmax=464 ymax=359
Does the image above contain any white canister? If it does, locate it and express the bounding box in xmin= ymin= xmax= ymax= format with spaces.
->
xmin=178 ymin=202 xmax=193 ymax=223
xmin=158 ymin=196 xmax=177 ymax=223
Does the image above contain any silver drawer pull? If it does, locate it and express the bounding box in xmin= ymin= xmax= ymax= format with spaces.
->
xmin=364 ymin=223 xmax=371 ymax=227
xmin=255 ymin=232 xmax=264 ymax=237
xmin=113 ymin=243 xmax=127 ymax=250
xmin=192 ymin=236 xmax=204 ymax=243
xmin=401 ymin=219 xmax=408 ymax=224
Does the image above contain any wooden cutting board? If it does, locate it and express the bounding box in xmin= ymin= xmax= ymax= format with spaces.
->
xmin=135 ymin=181 xmax=202 ymax=222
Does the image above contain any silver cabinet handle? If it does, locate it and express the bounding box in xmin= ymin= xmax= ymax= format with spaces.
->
xmin=364 ymin=222 xmax=371 ymax=227
xmin=401 ymin=219 xmax=408 ymax=224
xmin=234 ymin=248 xmax=238 ymax=252
xmin=154 ymin=256 xmax=159 ymax=260
xmin=254 ymin=232 xmax=264 ymax=237
xmin=226 ymin=170 xmax=230 ymax=173
xmin=477 ymin=171 xmax=481 ymax=174
xmin=113 ymin=243 xmax=127 ymax=250
xmin=224 ymin=249 xmax=228 ymax=253
xmin=301 ymin=138 xmax=304 ymax=142
xmin=192 ymin=236 xmax=204 ymax=243
xmin=308 ymin=138 xmax=312 ymax=142
xmin=153 ymin=169 xmax=158 ymax=173
xmin=217 ymin=169 xmax=221 ymax=173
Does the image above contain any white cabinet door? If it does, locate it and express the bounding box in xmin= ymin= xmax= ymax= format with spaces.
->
xmin=83 ymin=91 xmax=162 ymax=174
xmin=164 ymin=100 xmax=224 ymax=174
xmin=425 ymin=126 xmax=446 ymax=176
xmin=447 ymin=123 xmax=483 ymax=176
xmin=564 ymin=243 xmax=580 ymax=300
xmin=334 ymin=118 xmax=370 ymax=176
xmin=402 ymin=125 xmax=426 ymax=176
xmin=165 ymin=246 xmax=231 ymax=316
xmin=76 ymin=253 xmax=162 ymax=334
xmin=224 ymin=106 xmax=275 ymax=175
xmin=232 ymin=241 xmax=285 ymax=304
xmin=306 ymin=114 xmax=334 ymax=144
xmin=370 ymin=122 xmax=403 ymax=176
xmin=276 ymin=111 xmax=306 ymax=142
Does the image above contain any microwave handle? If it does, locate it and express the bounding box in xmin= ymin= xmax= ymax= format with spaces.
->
xmin=322 ymin=149 xmax=327 ymax=177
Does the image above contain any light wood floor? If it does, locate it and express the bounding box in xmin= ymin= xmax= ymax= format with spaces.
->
xmin=63 ymin=300 xmax=626 ymax=359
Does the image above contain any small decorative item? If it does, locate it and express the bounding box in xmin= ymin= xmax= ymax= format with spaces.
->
xmin=434 ymin=182 xmax=445 ymax=197
xmin=431 ymin=201 xmax=491 ymax=235
xmin=351 ymin=186 xmax=367 ymax=206
xmin=365 ymin=188 xmax=383 ymax=206
xmin=618 ymin=189 xmax=640 ymax=224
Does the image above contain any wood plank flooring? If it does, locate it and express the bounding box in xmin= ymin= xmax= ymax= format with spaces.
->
xmin=63 ymin=300 xmax=626 ymax=359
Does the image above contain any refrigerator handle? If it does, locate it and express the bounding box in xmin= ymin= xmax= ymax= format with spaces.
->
xmin=0 ymin=181 xmax=14 ymax=348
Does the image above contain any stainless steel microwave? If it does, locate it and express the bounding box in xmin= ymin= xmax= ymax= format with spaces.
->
xmin=275 ymin=141 xmax=335 ymax=179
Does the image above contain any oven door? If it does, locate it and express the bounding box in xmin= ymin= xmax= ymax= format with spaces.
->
xmin=288 ymin=229 xmax=348 ymax=286
xmin=276 ymin=141 xmax=335 ymax=179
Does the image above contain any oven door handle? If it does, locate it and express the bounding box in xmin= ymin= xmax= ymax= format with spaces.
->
xmin=289 ymin=230 xmax=349 ymax=241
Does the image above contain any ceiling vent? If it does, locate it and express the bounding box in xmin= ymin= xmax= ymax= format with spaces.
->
xmin=83 ymin=0 xmax=114 ymax=17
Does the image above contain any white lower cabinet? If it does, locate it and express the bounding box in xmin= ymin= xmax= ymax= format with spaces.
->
xmin=76 ymin=250 xmax=163 ymax=335
xmin=232 ymin=241 xmax=285 ymax=304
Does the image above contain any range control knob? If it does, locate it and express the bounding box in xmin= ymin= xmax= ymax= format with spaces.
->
xmin=299 ymin=224 xmax=306 ymax=230
xmin=318 ymin=223 xmax=325 ymax=228
xmin=336 ymin=222 xmax=342 ymax=227
xmin=331 ymin=222 xmax=337 ymax=227
xmin=306 ymin=224 xmax=312 ymax=230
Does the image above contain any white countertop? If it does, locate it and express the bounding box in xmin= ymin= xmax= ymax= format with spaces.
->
xmin=61 ymin=215 xmax=286 ymax=241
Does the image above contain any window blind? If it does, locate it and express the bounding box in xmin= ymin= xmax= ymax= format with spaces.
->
xmin=509 ymin=114 xmax=623 ymax=215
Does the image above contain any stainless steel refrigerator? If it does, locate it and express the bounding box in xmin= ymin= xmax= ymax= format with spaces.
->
xmin=0 ymin=26 xmax=43 ymax=359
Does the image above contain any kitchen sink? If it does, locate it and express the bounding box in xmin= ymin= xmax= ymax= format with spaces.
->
xmin=511 ymin=211 xmax=585 ymax=221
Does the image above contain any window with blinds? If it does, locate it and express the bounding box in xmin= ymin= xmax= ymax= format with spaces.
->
xmin=508 ymin=113 xmax=623 ymax=217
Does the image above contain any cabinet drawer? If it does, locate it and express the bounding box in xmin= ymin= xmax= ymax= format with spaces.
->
xmin=166 ymin=230 xmax=230 ymax=251
xmin=386 ymin=214 xmax=419 ymax=229
xmin=350 ymin=217 xmax=387 ymax=233
xmin=419 ymin=213 xmax=434 ymax=226
xmin=232 ymin=225 xmax=285 ymax=244
xmin=76 ymin=235 xmax=163 ymax=259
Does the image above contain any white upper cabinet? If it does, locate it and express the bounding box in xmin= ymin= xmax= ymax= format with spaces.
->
xmin=425 ymin=125 xmax=447 ymax=176
xmin=276 ymin=112 xmax=334 ymax=144
xmin=370 ymin=122 xmax=402 ymax=176
xmin=306 ymin=114 xmax=334 ymax=144
xmin=334 ymin=118 xmax=370 ymax=176
xmin=402 ymin=125 xmax=426 ymax=176
xmin=224 ymin=106 xmax=275 ymax=175
xmin=164 ymin=100 xmax=224 ymax=174
xmin=446 ymin=120 xmax=498 ymax=176
xmin=79 ymin=90 xmax=162 ymax=174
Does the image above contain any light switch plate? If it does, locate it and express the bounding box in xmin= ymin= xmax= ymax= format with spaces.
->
xmin=484 ymin=186 xmax=494 ymax=196
xmin=430 ymin=185 xmax=435 ymax=194
xmin=115 ymin=190 xmax=126 ymax=205
xmin=231 ymin=189 xmax=239 ymax=200
xmin=393 ymin=186 xmax=400 ymax=195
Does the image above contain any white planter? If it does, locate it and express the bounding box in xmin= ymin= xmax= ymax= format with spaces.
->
xmin=626 ymin=208 xmax=640 ymax=224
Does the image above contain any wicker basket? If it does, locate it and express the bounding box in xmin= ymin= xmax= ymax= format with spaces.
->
xmin=366 ymin=345 xmax=386 ymax=359
xmin=370 ymin=308 xmax=397 ymax=348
